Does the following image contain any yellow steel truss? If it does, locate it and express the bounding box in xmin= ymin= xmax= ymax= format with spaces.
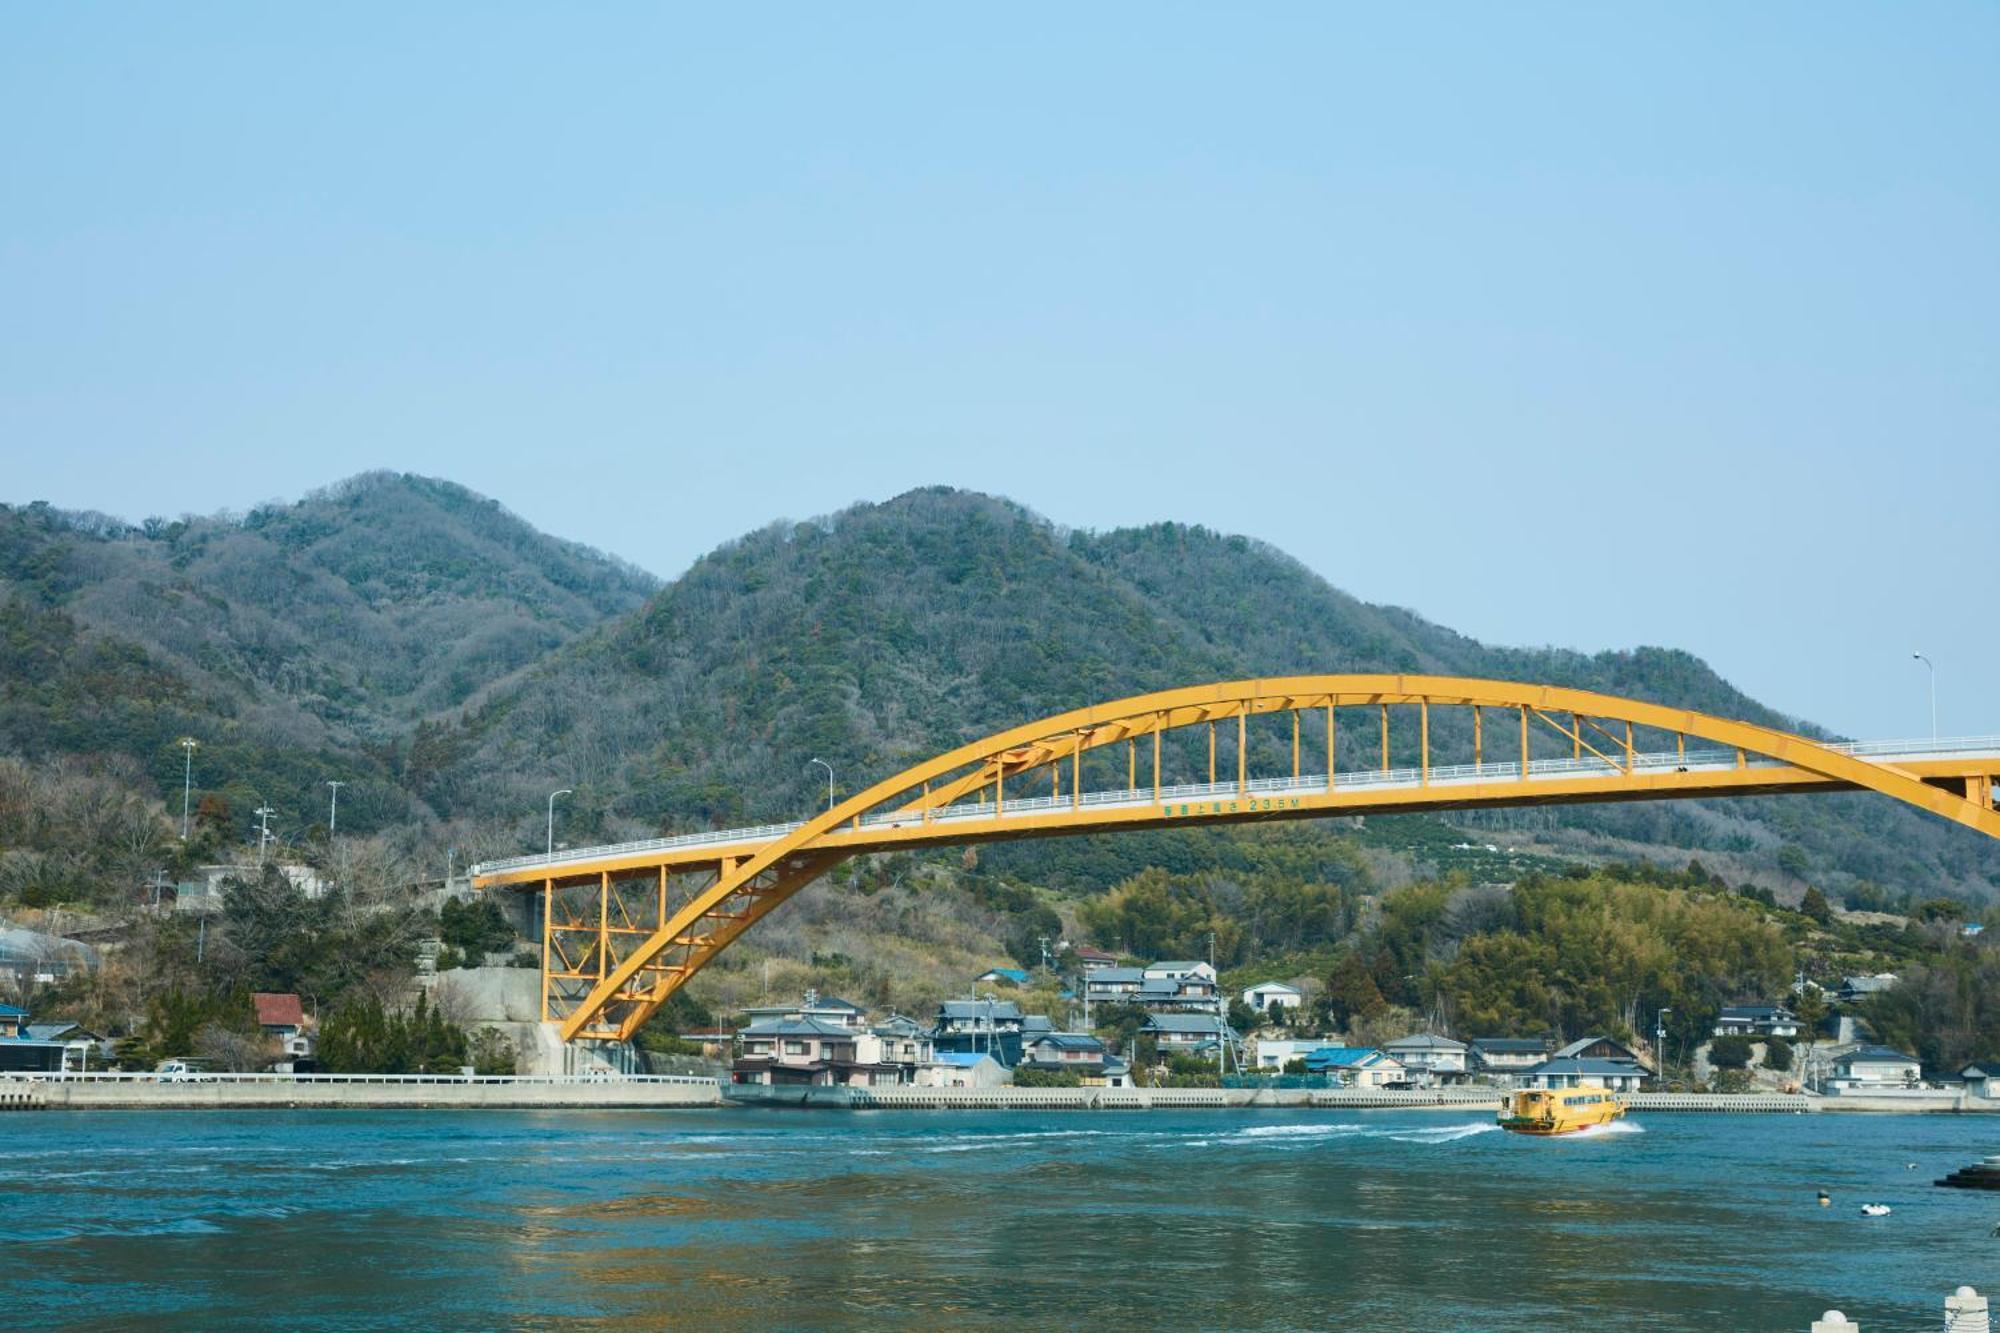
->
xmin=470 ymin=675 xmax=2000 ymax=1043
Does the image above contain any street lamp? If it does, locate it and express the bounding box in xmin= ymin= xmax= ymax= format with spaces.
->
xmin=1911 ymin=652 xmax=1937 ymax=742
xmin=1656 ymin=1007 xmax=1672 ymax=1080
xmin=178 ymin=738 xmax=199 ymax=840
xmin=325 ymin=780 xmax=344 ymax=838
xmin=252 ymin=806 xmax=276 ymax=864
xmin=808 ymin=758 xmax=834 ymax=813
xmin=546 ymin=789 xmax=572 ymax=857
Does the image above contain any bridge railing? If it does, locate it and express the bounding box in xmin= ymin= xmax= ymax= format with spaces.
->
xmin=473 ymin=733 xmax=2000 ymax=879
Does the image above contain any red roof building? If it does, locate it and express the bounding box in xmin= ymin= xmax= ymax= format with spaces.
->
xmin=252 ymin=992 xmax=306 ymax=1031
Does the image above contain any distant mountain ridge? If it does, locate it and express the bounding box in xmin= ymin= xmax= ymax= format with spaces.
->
xmin=1 ymin=476 xmax=1993 ymax=900
xmin=439 ymin=486 xmax=1998 ymax=899
xmin=0 ymin=472 xmax=655 ymax=833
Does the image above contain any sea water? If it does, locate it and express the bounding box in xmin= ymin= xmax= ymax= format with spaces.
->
xmin=3 ymin=1108 xmax=1994 ymax=1328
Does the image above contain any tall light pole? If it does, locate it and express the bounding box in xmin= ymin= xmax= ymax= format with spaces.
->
xmin=1911 ymin=652 xmax=1937 ymax=741
xmin=808 ymin=758 xmax=834 ymax=813
xmin=547 ymin=789 xmax=572 ymax=857
xmin=1656 ymin=1006 xmax=1672 ymax=1081
xmin=253 ymin=806 xmax=276 ymax=864
xmin=325 ymin=780 xmax=344 ymax=838
xmin=178 ymin=738 xmax=199 ymax=840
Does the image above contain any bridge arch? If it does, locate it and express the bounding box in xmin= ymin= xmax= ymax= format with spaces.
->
xmin=490 ymin=675 xmax=2000 ymax=1042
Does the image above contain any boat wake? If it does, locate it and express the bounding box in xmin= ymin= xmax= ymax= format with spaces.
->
xmin=1215 ymin=1120 xmax=1501 ymax=1148
xmin=1559 ymin=1119 xmax=1645 ymax=1140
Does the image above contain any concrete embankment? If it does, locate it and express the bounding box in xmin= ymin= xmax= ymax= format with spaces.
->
xmin=731 ymin=1086 xmax=2000 ymax=1113
xmin=29 ymin=1077 xmax=723 ymax=1110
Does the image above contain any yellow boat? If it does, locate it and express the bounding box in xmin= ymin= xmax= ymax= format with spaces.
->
xmin=1497 ymin=1084 xmax=1626 ymax=1136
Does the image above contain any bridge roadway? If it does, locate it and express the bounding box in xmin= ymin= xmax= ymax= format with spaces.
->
xmin=474 ymin=733 xmax=2000 ymax=889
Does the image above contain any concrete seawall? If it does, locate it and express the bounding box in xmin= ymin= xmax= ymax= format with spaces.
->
xmin=733 ymin=1086 xmax=2000 ymax=1113
xmin=29 ymin=1078 xmax=723 ymax=1110
xmin=18 ymin=1078 xmax=1993 ymax=1114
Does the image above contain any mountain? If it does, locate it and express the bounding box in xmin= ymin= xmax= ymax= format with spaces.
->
xmin=439 ymin=487 xmax=2000 ymax=901
xmin=0 ymin=473 xmax=655 ymax=837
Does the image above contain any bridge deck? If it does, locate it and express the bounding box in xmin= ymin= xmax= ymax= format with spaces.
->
xmin=475 ymin=734 xmax=2000 ymax=888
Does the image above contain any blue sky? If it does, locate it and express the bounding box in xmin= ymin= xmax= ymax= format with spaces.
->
xmin=4 ymin=6 xmax=1994 ymax=739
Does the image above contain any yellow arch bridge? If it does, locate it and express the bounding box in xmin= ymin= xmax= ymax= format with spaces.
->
xmin=470 ymin=675 xmax=2000 ymax=1044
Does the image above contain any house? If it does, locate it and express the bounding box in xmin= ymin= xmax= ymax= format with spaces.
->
xmin=1144 ymin=960 xmax=1218 ymax=985
xmin=0 ymin=1002 xmax=25 ymax=1039
xmin=1302 ymin=1046 xmax=1406 ymax=1089
xmin=929 ymin=1051 xmax=1009 ymax=1088
xmin=1523 ymin=1057 xmax=1648 ymax=1093
xmin=1713 ymin=1005 xmax=1800 ymax=1039
xmin=1083 ymin=967 xmax=1146 ymax=1005
xmin=871 ymin=1015 xmax=934 ymax=1079
xmin=1963 ymin=923 xmax=1986 ymax=938
xmin=1241 ymin=982 xmax=1304 ymax=1014
xmin=25 ymin=1022 xmax=108 ymax=1071
xmin=1552 ymin=1035 xmax=1654 ymax=1074
xmin=1135 ymin=974 xmax=1216 ymax=1013
xmin=1838 ymin=973 xmax=1900 ymax=1004
xmin=1254 ymin=1037 xmax=1334 ymax=1070
xmin=1469 ymin=1038 xmax=1551 ymax=1080
xmin=1383 ymin=1033 xmax=1469 ymax=1083
xmin=1072 ymin=946 xmax=1119 ymax=968
xmin=732 ymin=1016 xmax=908 ymax=1087
xmin=1960 ymin=1064 xmax=2000 ymax=1099
xmin=1143 ymin=1012 xmax=1243 ymax=1061
xmin=1826 ymin=1045 xmax=1922 ymax=1094
xmin=1018 ymin=1032 xmax=1131 ymax=1087
xmin=252 ymin=992 xmax=313 ymax=1061
xmin=975 ymin=967 xmax=1032 ymax=987
xmin=931 ymin=999 xmax=1026 ymax=1067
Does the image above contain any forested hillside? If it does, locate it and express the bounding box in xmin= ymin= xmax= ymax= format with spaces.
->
xmin=0 ymin=473 xmax=654 ymax=838
xmin=442 ymin=487 xmax=2000 ymax=901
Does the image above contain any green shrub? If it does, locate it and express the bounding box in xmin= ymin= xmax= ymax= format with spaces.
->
xmin=1012 ymin=1068 xmax=1081 ymax=1088
xmin=1763 ymin=1036 xmax=1793 ymax=1072
xmin=1709 ymin=1035 xmax=1753 ymax=1070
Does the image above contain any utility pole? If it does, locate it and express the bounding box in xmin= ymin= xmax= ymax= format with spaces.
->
xmin=253 ymin=806 xmax=276 ymax=864
xmin=1038 ymin=935 xmax=1052 ymax=976
xmin=325 ymin=780 xmax=344 ymax=838
xmin=178 ymin=738 xmax=198 ymax=839
xmin=1656 ymin=1007 xmax=1672 ymax=1082
xmin=808 ymin=758 xmax=834 ymax=813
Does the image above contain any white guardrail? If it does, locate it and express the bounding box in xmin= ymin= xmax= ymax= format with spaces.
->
xmin=2 ymin=1071 xmax=719 ymax=1086
xmin=473 ymin=733 xmax=2000 ymax=878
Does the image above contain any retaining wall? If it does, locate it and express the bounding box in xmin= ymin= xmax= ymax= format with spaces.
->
xmin=22 ymin=1076 xmax=722 ymax=1111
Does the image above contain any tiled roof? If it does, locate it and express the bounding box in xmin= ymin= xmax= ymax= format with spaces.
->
xmin=1304 ymin=1046 xmax=1387 ymax=1068
xmin=1084 ymin=967 xmax=1145 ymax=984
xmin=1144 ymin=1013 xmax=1233 ymax=1035
xmin=741 ymin=1017 xmax=857 ymax=1038
xmin=1385 ymin=1033 xmax=1467 ymax=1051
xmin=252 ymin=993 xmax=305 ymax=1028
xmin=1470 ymin=1038 xmax=1548 ymax=1054
xmin=1528 ymin=1057 xmax=1645 ymax=1077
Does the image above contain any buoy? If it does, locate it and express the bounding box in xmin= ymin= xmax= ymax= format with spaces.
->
xmin=1860 ymin=1203 xmax=1891 ymax=1217
xmin=1817 ymin=1191 xmax=1831 ymax=1207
